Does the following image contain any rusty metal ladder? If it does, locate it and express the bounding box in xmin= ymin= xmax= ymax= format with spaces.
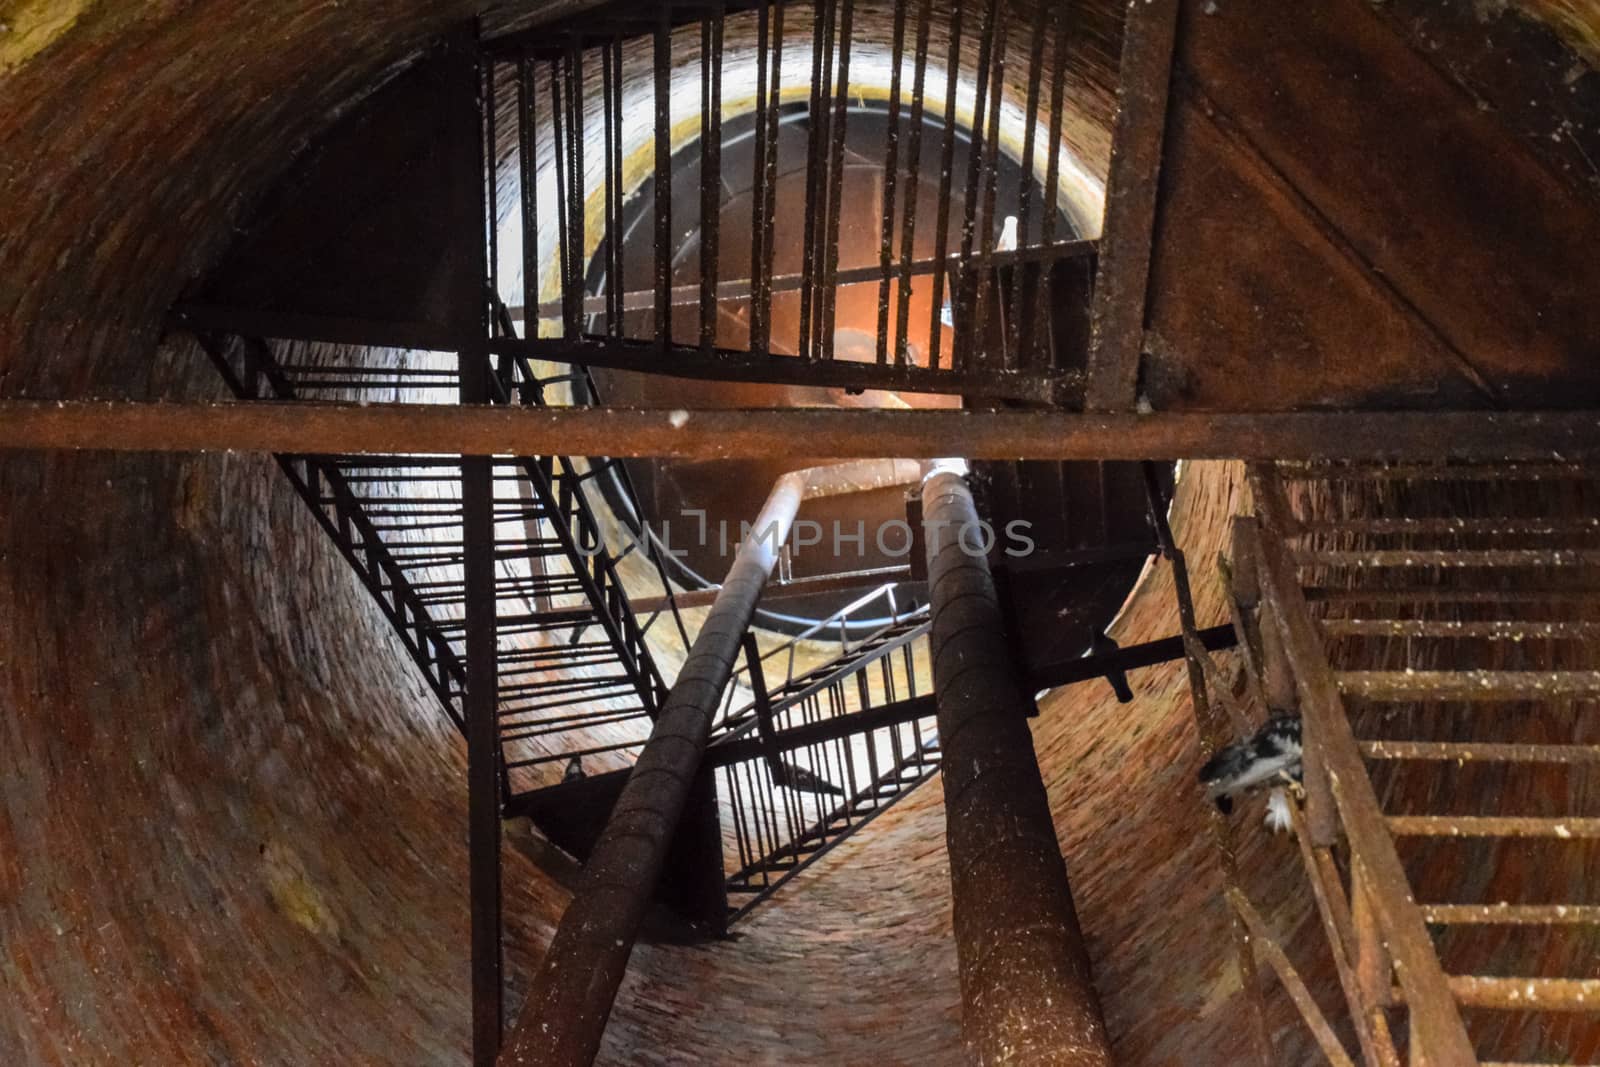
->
xmin=1225 ymin=460 xmax=1600 ymax=1066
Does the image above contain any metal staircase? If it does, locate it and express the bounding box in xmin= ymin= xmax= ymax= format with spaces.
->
xmin=1222 ymin=460 xmax=1600 ymax=1066
xmin=195 ymin=330 xmax=685 ymax=801
xmin=712 ymin=587 xmax=936 ymax=919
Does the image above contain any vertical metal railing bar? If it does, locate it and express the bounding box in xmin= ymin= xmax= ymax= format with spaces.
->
xmin=548 ymin=57 xmax=572 ymax=337
xmin=838 ymin=714 xmax=859 ymax=817
xmin=819 ymin=0 xmax=854 ymax=365
xmin=486 ymin=59 xmax=501 ymax=313
xmin=601 ymin=40 xmax=618 ymax=336
xmin=727 ymin=766 xmax=754 ymax=874
xmin=952 ymin=0 xmax=996 ymax=372
xmin=757 ymin=2 xmax=785 ymax=356
xmin=654 ymin=5 xmax=673 ymax=347
xmin=972 ymin=2 xmax=1008 ymax=368
xmin=894 ymin=0 xmax=932 ymax=367
xmin=610 ymin=37 xmax=625 ymax=338
xmin=566 ymin=41 xmax=585 ymax=341
xmin=926 ymin=2 xmax=962 ymax=372
xmin=798 ymin=0 xmax=837 ymax=362
xmin=1011 ymin=1 xmax=1048 ymax=368
xmin=517 ymin=54 xmax=538 ymax=339
xmin=745 ymin=759 xmax=775 ymax=887
xmin=699 ymin=6 xmax=726 ymax=352
xmin=875 ymin=0 xmax=908 ymax=366
xmin=1033 ymin=5 xmax=1069 ymax=364
xmin=750 ymin=0 xmax=772 ymax=353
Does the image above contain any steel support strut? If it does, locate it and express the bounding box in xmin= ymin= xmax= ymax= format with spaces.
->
xmin=922 ymin=468 xmax=1113 ymax=1066
xmin=499 ymin=470 xmax=810 ymax=1066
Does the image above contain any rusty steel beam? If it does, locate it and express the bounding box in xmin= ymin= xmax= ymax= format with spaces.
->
xmin=1083 ymin=0 xmax=1181 ymax=411
xmin=922 ymin=468 xmax=1112 ymax=1065
xmin=6 ymin=401 xmax=1600 ymax=462
xmin=501 ymin=463 xmax=884 ymax=1066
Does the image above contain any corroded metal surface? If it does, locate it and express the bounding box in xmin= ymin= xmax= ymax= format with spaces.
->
xmin=4 ymin=400 xmax=1600 ymax=461
xmin=923 ymin=469 xmax=1113 ymax=1065
xmin=502 ymin=471 xmax=805 ymax=1066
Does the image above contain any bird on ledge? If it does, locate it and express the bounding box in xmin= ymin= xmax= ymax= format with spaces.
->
xmin=1198 ymin=715 xmax=1303 ymax=832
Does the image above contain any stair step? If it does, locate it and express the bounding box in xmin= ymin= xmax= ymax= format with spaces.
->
xmin=1299 ymin=550 xmax=1600 ymax=566
xmin=1298 ymin=548 xmax=1600 ymax=568
xmin=1325 ymin=619 xmax=1600 ymax=639
xmin=1339 ymin=670 xmax=1600 ymax=701
xmin=1422 ymin=903 xmax=1600 ymax=925
xmin=1308 ymin=587 xmax=1600 ymax=605
xmin=1446 ymin=975 xmax=1600 ymax=1012
xmin=1387 ymin=816 xmax=1600 ymax=839
xmin=1361 ymin=740 xmax=1600 ymax=764
xmin=1295 ymin=517 xmax=1600 ymax=536
xmin=1277 ymin=462 xmax=1589 ymax=482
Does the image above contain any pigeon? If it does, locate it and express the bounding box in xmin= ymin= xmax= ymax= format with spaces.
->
xmin=1198 ymin=715 xmax=1302 ymax=831
xmin=773 ymin=759 xmax=845 ymax=797
xmin=563 ymin=755 xmax=586 ymax=783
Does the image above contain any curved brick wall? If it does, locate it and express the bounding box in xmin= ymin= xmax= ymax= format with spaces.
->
xmin=2 ymin=1 xmax=1590 ymax=1064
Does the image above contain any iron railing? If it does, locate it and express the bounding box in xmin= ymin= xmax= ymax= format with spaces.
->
xmin=481 ymin=0 xmax=1095 ymax=403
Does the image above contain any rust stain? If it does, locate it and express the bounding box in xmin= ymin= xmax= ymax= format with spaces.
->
xmin=0 ymin=0 xmax=97 ymax=75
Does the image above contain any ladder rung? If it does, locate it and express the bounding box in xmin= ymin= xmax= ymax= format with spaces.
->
xmin=1339 ymin=670 xmax=1600 ymax=701
xmin=1422 ymin=903 xmax=1600 ymax=925
xmin=1278 ymin=461 xmax=1589 ymax=482
xmin=1325 ymin=619 xmax=1600 ymax=639
xmin=1295 ymin=517 xmax=1600 ymax=536
xmin=1298 ymin=549 xmax=1600 ymax=568
xmin=1446 ymin=975 xmax=1600 ymax=1011
xmin=1388 ymin=816 xmax=1600 ymax=839
xmin=1361 ymin=740 xmax=1600 ymax=764
xmin=1306 ymin=587 xmax=1600 ymax=605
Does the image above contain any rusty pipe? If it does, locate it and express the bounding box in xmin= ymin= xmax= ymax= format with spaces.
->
xmin=922 ymin=468 xmax=1113 ymax=1066
xmin=500 ymin=462 xmax=893 ymax=1066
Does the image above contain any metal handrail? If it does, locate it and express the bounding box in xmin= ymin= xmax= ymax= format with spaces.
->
xmin=1244 ymin=465 xmax=1475 ymax=1066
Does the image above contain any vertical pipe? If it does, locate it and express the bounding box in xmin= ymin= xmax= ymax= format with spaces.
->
xmin=922 ymin=469 xmax=1112 ymax=1066
xmin=500 ymin=472 xmax=808 ymax=1067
